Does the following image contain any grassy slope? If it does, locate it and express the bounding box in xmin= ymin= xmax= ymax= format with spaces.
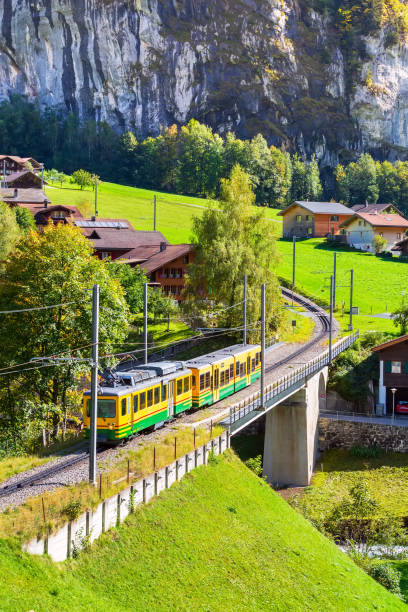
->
xmin=297 ymin=448 xmax=408 ymax=519
xmin=0 ymin=453 xmax=403 ymax=611
xmin=278 ymin=238 xmax=405 ymax=334
xmin=45 ymin=183 xmax=279 ymax=244
xmin=46 ymin=181 xmax=401 ymax=334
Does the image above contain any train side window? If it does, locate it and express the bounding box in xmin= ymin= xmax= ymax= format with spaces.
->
xmin=133 ymin=395 xmax=138 ymax=413
xmin=230 ymin=364 xmax=234 ymax=378
xmin=200 ymin=374 xmax=205 ymax=390
xmin=121 ymin=398 xmax=127 ymax=417
xmin=225 ymin=369 xmax=229 ymax=385
xmin=161 ymin=384 xmax=167 ymax=401
xmin=220 ymin=370 xmax=225 ymax=386
xmin=240 ymin=363 xmax=245 ymax=377
xmin=184 ymin=377 xmax=189 ymax=393
xmin=140 ymin=392 xmax=146 ymax=410
xmin=177 ymin=379 xmax=183 ymax=395
xmin=154 ymin=386 xmax=160 ymax=404
xmin=252 ymin=358 xmax=255 ymax=372
xmin=147 ymin=389 xmax=153 ymax=407
xmin=236 ymin=361 xmax=240 ymax=376
xmin=205 ymin=372 xmax=210 ymax=388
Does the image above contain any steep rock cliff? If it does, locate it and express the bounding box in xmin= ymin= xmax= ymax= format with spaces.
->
xmin=0 ymin=0 xmax=407 ymax=168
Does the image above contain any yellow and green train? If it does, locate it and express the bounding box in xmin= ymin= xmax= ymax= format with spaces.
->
xmin=83 ymin=343 xmax=261 ymax=442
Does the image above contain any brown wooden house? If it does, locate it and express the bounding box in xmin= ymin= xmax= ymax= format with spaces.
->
xmin=278 ymin=201 xmax=352 ymax=238
xmin=0 ymin=155 xmax=41 ymax=175
xmin=140 ymin=243 xmax=195 ymax=300
xmin=372 ymin=335 xmax=408 ymax=414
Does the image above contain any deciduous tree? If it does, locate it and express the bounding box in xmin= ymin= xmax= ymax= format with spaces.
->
xmin=183 ymin=165 xmax=283 ymax=340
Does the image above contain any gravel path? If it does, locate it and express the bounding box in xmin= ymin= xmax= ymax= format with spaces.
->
xmin=0 ymin=293 xmax=335 ymax=509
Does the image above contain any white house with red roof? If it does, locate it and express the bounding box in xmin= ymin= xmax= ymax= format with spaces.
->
xmin=340 ymin=209 xmax=408 ymax=252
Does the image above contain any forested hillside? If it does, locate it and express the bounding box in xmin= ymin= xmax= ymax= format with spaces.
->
xmin=1 ymin=0 xmax=408 ymax=177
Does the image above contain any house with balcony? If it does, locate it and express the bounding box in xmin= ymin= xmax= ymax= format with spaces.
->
xmin=2 ymin=188 xmax=82 ymax=228
xmin=278 ymin=201 xmax=352 ymax=238
xmin=0 ymin=155 xmax=42 ymax=176
xmin=372 ymin=335 xmax=408 ymax=414
xmin=140 ymin=243 xmax=195 ymax=300
xmin=340 ymin=210 xmax=408 ymax=252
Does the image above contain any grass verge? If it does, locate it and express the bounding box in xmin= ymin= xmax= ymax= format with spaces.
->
xmin=0 ymin=452 xmax=403 ymax=611
xmin=0 ymin=426 xmax=222 ymax=542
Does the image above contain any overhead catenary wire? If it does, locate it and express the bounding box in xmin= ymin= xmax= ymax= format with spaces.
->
xmin=0 ymin=301 xmax=77 ymax=315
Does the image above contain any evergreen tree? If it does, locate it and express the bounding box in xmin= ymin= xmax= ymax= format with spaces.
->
xmin=336 ymin=153 xmax=379 ymax=205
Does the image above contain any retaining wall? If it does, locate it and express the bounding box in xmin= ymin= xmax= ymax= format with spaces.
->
xmin=24 ymin=431 xmax=229 ymax=562
xmin=319 ymin=417 xmax=408 ymax=452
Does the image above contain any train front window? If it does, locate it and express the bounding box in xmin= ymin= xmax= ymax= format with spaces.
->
xmin=86 ymin=399 xmax=116 ymax=418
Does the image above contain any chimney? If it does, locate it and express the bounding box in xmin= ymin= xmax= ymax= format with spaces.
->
xmin=14 ymin=188 xmax=17 ymax=199
xmin=160 ymin=241 xmax=167 ymax=252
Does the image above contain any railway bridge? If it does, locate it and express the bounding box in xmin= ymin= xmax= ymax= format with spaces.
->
xmin=219 ymin=288 xmax=359 ymax=487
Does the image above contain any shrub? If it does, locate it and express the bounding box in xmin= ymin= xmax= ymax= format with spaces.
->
xmin=245 ymin=455 xmax=263 ymax=476
xmin=369 ymin=563 xmax=404 ymax=599
xmin=62 ymin=500 xmax=82 ymax=521
xmin=349 ymin=445 xmax=381 ymax=458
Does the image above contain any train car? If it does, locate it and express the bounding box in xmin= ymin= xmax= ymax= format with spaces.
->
xmin=83 ymin=362 xmax=192 ymax=442
xmin=186 ymin=352 xmax=234 ymax=407
xmin=215 ymin=344 xmax=262 ymax=389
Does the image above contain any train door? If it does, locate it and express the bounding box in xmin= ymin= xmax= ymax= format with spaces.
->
xmin=168 ymin=381 xmax=174 ymax=418
xmin=213 ymin=366 xmax=220 ymax=402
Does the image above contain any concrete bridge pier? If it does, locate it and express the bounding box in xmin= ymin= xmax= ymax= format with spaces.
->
xmin=262 ymin=368 xmax=328 ymax=487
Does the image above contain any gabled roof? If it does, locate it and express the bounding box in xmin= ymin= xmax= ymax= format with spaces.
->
xmin=18 ymin=202 xmax=83 ymax=220
xmin=340 ymin=211 xmax=408 ymax=229
xmin=351 ymin=202 xmax=404 ymax=216
xmin=74 ymin=219 xmax=169 ymax=252
xmin=278 ymin=201 xmax=352 ymax=216
xmin=5 ymin=170 xmax=46 ymax=187
xmin=0 ymin=188 xmax=49 ymax=203
xmin=0 ymin=155 xmax=41 ymax=168
xmin=372 ymin=334 xmax=408 ymax=353
xmin=141 ymin=244 xmax=194 ymax=273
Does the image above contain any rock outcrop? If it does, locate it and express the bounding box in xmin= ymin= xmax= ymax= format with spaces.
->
xmin=0 ymin=0 xmax=407 ymax=167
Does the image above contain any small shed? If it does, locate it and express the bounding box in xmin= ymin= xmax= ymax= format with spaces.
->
xmin=372 ymin=335 xmax=408 ymax=414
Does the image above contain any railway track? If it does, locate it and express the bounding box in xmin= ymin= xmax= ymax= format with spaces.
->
xmin=0 ymin=449 xmax=90 ymax=498
xmin=0 ymin=289 xmax=331 ymax=505
xmin=266 ymin=287 xmax=331 ymax=373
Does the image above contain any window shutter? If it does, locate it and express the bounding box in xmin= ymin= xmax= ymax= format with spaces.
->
xmin=385 ymin=360 xmax=391 ymax=373
xmin=405 ymin=362 xmax=408 ymax=375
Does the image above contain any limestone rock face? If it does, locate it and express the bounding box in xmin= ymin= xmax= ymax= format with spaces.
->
xmin=0 ymin=0 xmax=407 ymax=165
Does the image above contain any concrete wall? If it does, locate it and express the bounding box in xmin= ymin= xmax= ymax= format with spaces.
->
xmin=262 ymin=368 xmax=328 ymax=487
xmin=23 ymin=431 xmax=229 ymax=562
xmin=319 ymin=417 xmax=408 ymax=452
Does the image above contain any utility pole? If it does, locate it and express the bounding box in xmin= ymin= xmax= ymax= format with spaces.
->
xmin=292 ymin=236 xmax=296 ymax=306
xmin=348 ymin=269 xmax=354 ymax=331
xmin=243 ymin=274 xmax=247 ymax=346
xmin=143 ymin=282 xmax=148 ymax=364
xmin=153 ymin=195 xmax=157 ymax=231
xmin=3 ymin=160 xmax=6 ymax=188
xmin=260 ymin=283 xmax=265 ymax=408
xmin=89 ymin=284 xmax=100 ymax=485
xmin=333 ymin=252 xmax=337 ymax=310
xmin=94 ymin=179 xmax=98 ymax=218
xmin=329 ymin=275 xmax=334 ymax=364
xmin=41 ymin=164 xmax=44 ymax=190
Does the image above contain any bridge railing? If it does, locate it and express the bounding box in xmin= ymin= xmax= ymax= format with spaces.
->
xmin=229 ymin=331 xmax=359 ymax=428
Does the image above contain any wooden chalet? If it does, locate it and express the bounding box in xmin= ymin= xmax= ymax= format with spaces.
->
xmin=278 ymin=201 xmax=352 ymax=238
xmin=2 ymin=188 xmax=82 ymax=228
xmin=0 ymin=155 xmax=42 ymax=175
xmin=5 ymin=170 xmax=46 ymax=189
xmin=139 ymin=243 xmax=195 ymax=300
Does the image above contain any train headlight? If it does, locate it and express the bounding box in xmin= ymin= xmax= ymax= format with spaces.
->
xmin=109 ymin=424 xmax=113 ymax=430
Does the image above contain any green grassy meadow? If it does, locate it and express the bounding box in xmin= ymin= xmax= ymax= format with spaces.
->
xmin=46 ymin=182 xmax=279 ymax=244
xmin=0 ymin=452 xmax=403 ymax=611
xmin=294 ymin=448 xmax=408 ymax=520
xmin=46 ymin=181 xmax=403 ymax=335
